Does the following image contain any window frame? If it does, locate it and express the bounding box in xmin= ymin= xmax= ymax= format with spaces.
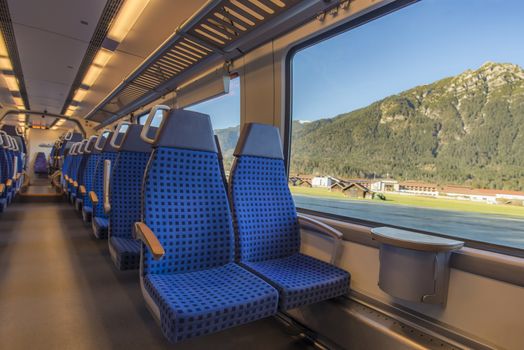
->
xmin=283 ymin=0 xmax=524 ymax=258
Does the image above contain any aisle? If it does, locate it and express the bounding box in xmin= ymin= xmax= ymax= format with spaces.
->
xmin=0 ymin=200 xmax=311 ymax=350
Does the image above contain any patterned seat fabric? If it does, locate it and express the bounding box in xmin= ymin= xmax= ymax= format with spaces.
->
xmin=109 ymin=150 xmax=150 ymax=270
xmin=243 ymin=253 xmax=350 ymax=310
xmin=144 ymin=263 xmax=277 ymax=343
xmin=230 ymin=123 xmax=350 ymax=311
xmin=109 ymin=237 xmax=140 ymax=270
xmin=81 ymin=153 xmax=99 ymax=222
xmin=91 ymin=152 xmax=117 ymax=238
xmin=141 ymin=110 xmax=278 ymax=343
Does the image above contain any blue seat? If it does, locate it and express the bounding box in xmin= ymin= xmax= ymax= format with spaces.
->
xmin=91 ymin=130 xmax=121 ymax=239
xmin=107 ymin=124 xmax=152 ymax=270
xmin=75 ymin=136 xmax=97 ymax=214
xmin=230 ymin=123 xmax=350 ymax=311
xmin=81 ymin=134 xmax=106 ymax=223
xmin=136 ymin=109 xmax=278 ymax=343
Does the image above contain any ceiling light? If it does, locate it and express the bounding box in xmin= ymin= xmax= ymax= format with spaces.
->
xmin=64 ymin=110 xmax=74 ymax=117
xmin=56 ymin=119 xmax=66 ymax=125
xmin=51 ymin=126 xmax=58 ymax=130
xmin=0 ymin=34 xmax=8 ymax=57
xmin=0 ymin=57 xmax=12 ymax=70
xmin=82 ymin=65 xmax=103 ymax=86
xmin=12 ymin=96 xmax=23 ymax=107
xmin=93 ymin=48 xmax=113 ymax=67
xmin=107 ymin=0 xmax=151 ymax=43
xmin=73 ymin=88 xmax=88 ymax=103
xmin=4 ymin=74 xmax=19 ymax=92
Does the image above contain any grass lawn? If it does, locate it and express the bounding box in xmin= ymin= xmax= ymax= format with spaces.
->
xmin=289 ymin=186 xmax=524 ymax=218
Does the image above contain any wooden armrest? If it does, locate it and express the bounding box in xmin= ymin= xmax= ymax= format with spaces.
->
xmin=69 ymin=178 xmax=74 ymax=185
xmin=298 ymin=213 xmax=344 ymax=264
xmin=89 ymin=191 xmax=99 ymax=205
xmin=6 ymin=179 xmax=12 ymax=188
xmin=0 ymin=183 xmax=4 ymax=193
xmin=79 ymin=185 xmax=86 ymax=196
xmin=134 ymin=222 xmax=165 ymax=260
xmin=64 ymin=175 xmax=69 ymax=181
xmin=73 ymin=181 xmax=78 ymax=188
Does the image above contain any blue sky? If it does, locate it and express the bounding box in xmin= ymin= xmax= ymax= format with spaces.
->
xmin=187 ymin=77 xmax=240 ymax=130
xmin=293 ymin=0 xmax=524 ymax=121
xmin=189 ymin=0 xmax=524 ymax=127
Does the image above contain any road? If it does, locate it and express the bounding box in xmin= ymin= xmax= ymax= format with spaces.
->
xmin=293 ymin=195 xmax=524 ymax=250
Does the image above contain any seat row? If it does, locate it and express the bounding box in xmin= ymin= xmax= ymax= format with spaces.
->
xmin=59 ymin=108 xmax=350 ymax=343
xmin=0 ymin=129 xmax=26 ymax=212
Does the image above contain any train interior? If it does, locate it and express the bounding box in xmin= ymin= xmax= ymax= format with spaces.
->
xmin=0 ymin=0 xmax=522 ymax=349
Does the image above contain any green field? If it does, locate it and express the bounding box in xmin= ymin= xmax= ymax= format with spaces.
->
xmin=289 ymin=186 xmax=524 ymax=218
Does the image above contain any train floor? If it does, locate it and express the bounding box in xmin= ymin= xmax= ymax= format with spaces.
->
xmin=0 ymin=195 xmax=316 ymax=350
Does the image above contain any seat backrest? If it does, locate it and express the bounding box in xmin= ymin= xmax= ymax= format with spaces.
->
xmin=92 ymin=131 xmax=117 ymax=218
xmin=82 ymin=134 xmax=107 ymax=207
xmin=229 ymin=123 xmax=300 ymax=263
xmin=141 ymin=109 xmax=234 ymax=275
xmin=109 ymin=124 xmax=152 ymax=240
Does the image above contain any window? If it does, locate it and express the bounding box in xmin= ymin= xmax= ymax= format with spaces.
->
xmin=288 ymin=0 xmax=524 ymax=250
xmin=187 ymin=77 xmax=240 ymax=171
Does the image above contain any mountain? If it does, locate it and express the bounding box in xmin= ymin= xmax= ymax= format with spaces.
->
xmin=215 ymin=62 xmax=524 ymax=190
xmin=214 ymin=125 xmax=240 ymax=169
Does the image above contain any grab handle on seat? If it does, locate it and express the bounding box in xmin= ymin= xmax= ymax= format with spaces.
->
xmin=110 ymin=122 xmax=130 ymax=149
xmin=134 ymin=222 xmax=165 ymax=260
xmin=140 ymin=105 xmax=170 ymax=144
xmin=103 ymin=159 xmax=111 ymax=214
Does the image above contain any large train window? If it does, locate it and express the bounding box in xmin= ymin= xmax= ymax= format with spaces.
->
xmin=288 ymin=0 xmax=524 ymax=251
xmin=188 ymin=77 xmax=240 ymax=172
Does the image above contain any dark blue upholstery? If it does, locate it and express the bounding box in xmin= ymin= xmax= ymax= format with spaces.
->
xmin=108 ymin=151 xmax=150 ymax=270
xmin=34 ymin=152 xmax=47 ymax=174
xmin=109 ymin=237 xmax=140 ymax=270
xmin=81 ymin=154 xmax=99 ymax=222
xmin=142 ymin=148 xmax=235 ymax=275
xmin=230 ymin=123 xmax=350 ymax=311
xmin=243 ymin=253 xmax=350 ymax=310
xmin=141 ymin=110 xmax=278 ymax=343
xmin=231 ymin=156 xmax=301 ymax=262
xmin=91 ymin=152 xmax=117 ymax=238
xmin=144 ymin=263 xmax=277 ymax=343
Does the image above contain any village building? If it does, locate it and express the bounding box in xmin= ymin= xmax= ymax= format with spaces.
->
xmin=342 ymin=183 xmax=374 ymax=199
xmin=370 ymin=179 xmax=399 ymax=192
xmin=399 ymin=181 xmax=439 ymax=196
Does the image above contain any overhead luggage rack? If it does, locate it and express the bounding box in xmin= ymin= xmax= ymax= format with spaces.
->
xmin=87 ymin=0 xmax=340 ymax=127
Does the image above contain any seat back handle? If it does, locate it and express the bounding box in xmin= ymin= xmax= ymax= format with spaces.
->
xmin=110 ymin=122 xmax=131 ymax=149
xmin=140 ymin=105 xmax=170 ymax=144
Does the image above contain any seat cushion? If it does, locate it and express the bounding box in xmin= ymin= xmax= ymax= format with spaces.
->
xmin=243 ymin=253 xmax=350 ymax=310
xmin=109 ymin=237 xmax=140 ymax=270
xmin=82 ymin=206 xmax=93 ymax=223
xmin=144 ymin=263 xmax=278 ymax=343
xmin=0 ymin=198 xmax=6 ymax=212
xmin=92 ymin=217 xmax=109 ymax=239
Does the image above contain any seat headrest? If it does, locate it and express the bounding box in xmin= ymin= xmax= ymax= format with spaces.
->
xmin=234 ymin=123 xmax=284 ymax=159
xmin=154 ymin=109 xmax=217 ymax=153
xmin=119 ymin=124 xmax=152 ymax=153
xmin=84 ymin=136 xmax=98 ymax=154
xmin=92 ymin=131 xmax=113 ymax=154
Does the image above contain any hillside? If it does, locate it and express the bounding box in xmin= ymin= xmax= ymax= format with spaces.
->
xmin=216 ymin=62 xmax=524 ymax=190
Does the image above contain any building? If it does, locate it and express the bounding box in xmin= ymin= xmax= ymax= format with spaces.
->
xmin=370 ymin=179 xmax=399 ymax=192
xmin=342 ymin=183 xmax=373 ymax=199
xmin=399 ymin=181 xmax=439 ymax=196
xmin=312 ymin=176 xmax=338 ymax=188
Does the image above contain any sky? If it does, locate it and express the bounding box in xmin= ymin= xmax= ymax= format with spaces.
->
xmin=293 ymin=0 xmax=524 ymax=121
xmin=188 ymin=0 xmax=524 ymax=127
